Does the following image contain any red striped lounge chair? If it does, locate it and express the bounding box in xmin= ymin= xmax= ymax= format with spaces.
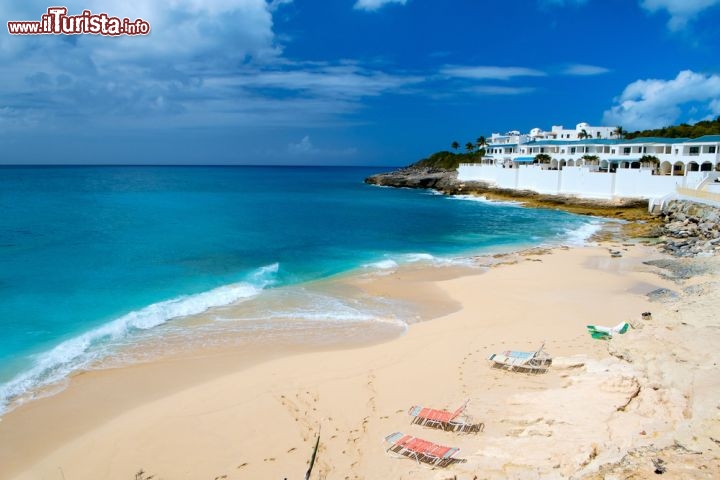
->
xmin=407 ymin=399 xmax=484 ymax=433
xmin=384 ymin=432 xmax=462 ymax=467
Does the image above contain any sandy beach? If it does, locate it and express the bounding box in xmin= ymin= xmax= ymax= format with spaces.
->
xmin=2 ymin=240 xmax=720 ymax=479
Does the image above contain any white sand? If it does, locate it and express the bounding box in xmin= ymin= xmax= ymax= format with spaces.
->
xmin=2 ymin=243 xmax=719 ymax=479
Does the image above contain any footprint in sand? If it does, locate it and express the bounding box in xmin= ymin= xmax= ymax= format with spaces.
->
xmin=237 ymin=463 xmax=248 ymax=469
xmin=277 ymin=392 xmax=318 ymax=443
xmin=366 ymin=373 xmax=378 ymax=414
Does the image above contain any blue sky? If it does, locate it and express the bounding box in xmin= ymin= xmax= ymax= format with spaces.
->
xmin=2 ymin=0 xmax=720 ymax=165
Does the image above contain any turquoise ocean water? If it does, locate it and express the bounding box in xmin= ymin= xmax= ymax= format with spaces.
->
xmin=0 ymin=166 xmax=601 ymax=413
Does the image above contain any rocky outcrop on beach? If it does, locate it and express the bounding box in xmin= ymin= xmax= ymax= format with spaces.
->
xmin=581 ymin=254 xmax=720 ymax=479
xmin=365 ymin=167 xmax=653 ymax=222
xmin=365 ymin=167 xmax=460 ymax=190
xmin=659 ymin=200 xmax=720 ymax=257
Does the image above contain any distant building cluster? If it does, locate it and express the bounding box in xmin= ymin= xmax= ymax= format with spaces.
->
xmin=459 ymin=122 xmax=720 ymax=205
xmin=484 ymin=122 xmax=720 ymax=175
xmin=490 ymin=122 xmax=618 ymax=145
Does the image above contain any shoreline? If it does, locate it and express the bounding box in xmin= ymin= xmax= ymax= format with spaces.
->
xmin=0 ymin=213 xmax=602 ymax=419
xmin=4 ymin=236 xmax=719 ymax=479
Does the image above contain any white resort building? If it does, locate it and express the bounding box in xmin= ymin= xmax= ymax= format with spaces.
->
xmin=458 ymin=122 xmax=720 ymax=209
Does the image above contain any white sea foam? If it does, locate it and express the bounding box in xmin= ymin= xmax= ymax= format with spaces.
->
xmin=402 ymin=253 xmax=436 ymax=262
xmin=363 ymin=259 xmax=399 ymax=270
xmin=362 ymin=252 xmax=473 ymax=274
xmin=562 ymin=221 xmax=604 ymax=246
xmin=401 ymin=252 xmax=475 ymax=267
xmin=0 ymin=264 xmax=278 ymax=415
xmin=449 ymin=194 xmax=523 ymax=207
xmin=219 ymin=290 xmax=407 ymax=327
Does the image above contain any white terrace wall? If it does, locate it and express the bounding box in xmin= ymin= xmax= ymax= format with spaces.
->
xmin=457 ymin=164 xmax=708 ymax=200
xmin=613 ymin=169 xmax=680 ymax=198
xmin=558 ymin=167 xmax=614 ymax=198
xmin=517 ymin=168 xmax=559 ymax=194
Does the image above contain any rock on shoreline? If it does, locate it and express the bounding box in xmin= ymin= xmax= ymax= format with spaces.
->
xmin=659 ymin=200 xmax=720 ymax=257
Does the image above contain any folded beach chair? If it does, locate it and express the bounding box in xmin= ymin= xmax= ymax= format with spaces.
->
xmin=487 ymin=342 xmax=552 ymax=373
xmin=407 ymin=399 xmax=484 ymax=433
xmin=384 ymin=432 xmax=462 ymax=468
xmin=586 ymin=321 xmax=630 ymax=339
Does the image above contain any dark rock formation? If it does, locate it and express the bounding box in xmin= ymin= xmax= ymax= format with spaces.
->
xmin=365 ymin=167 xmax=460 ymax=191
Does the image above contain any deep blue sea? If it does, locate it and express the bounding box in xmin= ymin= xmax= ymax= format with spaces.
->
xmin=0 ymin=166 xmax=600 ymax=413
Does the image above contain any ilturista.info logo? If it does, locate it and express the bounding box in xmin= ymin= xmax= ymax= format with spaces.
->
xmin=7 ymin=7 xmax=151 ymax=36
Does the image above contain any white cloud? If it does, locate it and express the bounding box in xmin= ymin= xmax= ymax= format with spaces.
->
xmin=441 ymin=66 xmax=546 ymax=80
xmin=0 ymin=1 xmax=424 ymax=130
xmin=466 ymin=86 xmax=535 ymax=95
xmin=288 ymin=135 xmax=316 ymax=154
xmin=563 ymin=64 xmax=610 ymax=76
xmin=2 ymin=1 xmax=280 ymax=63
xmin=268 ymin=0 xmax=293 ymax=11
xmin=711 ymin=99 xmax=720 ymax=116
xmin=640 ymin=0 xmax=720 ymax=30
xmin=286 ymin=136 xmax=358 ymax=158
xmin=216 ymin=64 xmax=423 ymax=98
xmin=354 ymin=0 xmax=408 ymax=11
xmin=602 ymin=70 xmax=720 ymax=130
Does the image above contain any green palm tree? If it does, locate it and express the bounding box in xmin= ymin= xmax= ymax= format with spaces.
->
xmin=579 ymin=129 xmax=589 ymax=140
xmin=465 ymin=142 xmax=475 ymax=153
xmin=451 ymin=141 xmax=460 ymax=152
xmin=613 ymin=126 xmax=625 ymax=139
xmin=640 ymin=155 xmax=660 ymax=173
xmin=476 ymin=136 xmax=486 ymax=149
xmin=535 ymin=153 xmax=551 ymax=164
xmin=582 ymin=154 xmax=600 ymax=165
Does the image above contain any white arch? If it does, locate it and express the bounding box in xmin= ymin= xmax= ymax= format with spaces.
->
xmin=673 ymin=161 xmax=685 ymax=176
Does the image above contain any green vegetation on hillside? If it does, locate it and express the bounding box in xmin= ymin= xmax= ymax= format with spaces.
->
xmin=625 ymin=116 xmax=720 ymax=139
xmin=411 ymin=151 xmax=484 ymax=170
xmin=411 ymin=137 xmax=487 ymax=169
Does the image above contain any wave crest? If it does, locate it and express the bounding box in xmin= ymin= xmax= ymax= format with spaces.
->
xmin=0 ymin=264 xmax=278 ymax=415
